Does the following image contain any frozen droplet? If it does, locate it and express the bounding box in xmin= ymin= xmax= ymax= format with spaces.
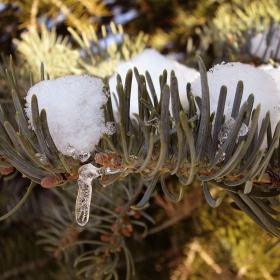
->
xmin=238 ymin=123 xmax=249 ymax=137
xmin=66 ymin=143 xmax=75 ymax=156
xmin=65 ymin=144 xmax=91 ymax=162
xmin=77 ymin=151 xmax=91 ymax=162
xmin=34 ymin=153 xmax=48 ymax=165
xmin=218 ymin=117 xmax=235 ymax=143
xmin=105 ymin=167 xmax=126 ymax=174
xmin=217 ymin=152 xmax=226 ymax=163
xmin=218 ymin=117 xmax=249 ymax=143
xmin=75 ymin=180 xmax=92 ymax=226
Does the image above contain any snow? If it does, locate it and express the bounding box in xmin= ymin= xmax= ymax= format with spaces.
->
xmin=250 ymin=26 xmax=280 ymax=62
xmin=113 ymin=8 xmax=139 ymax=25
xmin=109 ymin=49 xmax=199 ymax=116
xmin=191 ymin=62 xmax=280 ymax=149
xmin=25 ymin=75 xmax=115 ymax=156
xmin=257 ymin=64 xmax=274 ymax=70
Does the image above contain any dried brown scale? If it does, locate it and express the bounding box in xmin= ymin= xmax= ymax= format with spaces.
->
xmin=266 ymin=168 xmax=280 ymax=189
xmin=1 ymin=166 xmax=14 ymax=175
xmin=94 ymin=151 xmax=122 ymax=168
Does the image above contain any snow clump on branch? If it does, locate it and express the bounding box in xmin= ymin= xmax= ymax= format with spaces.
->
xmin=25 ymin=75 xmax=115 ymax=156
xmin=191 ymin=62 xmax=280 ymax=149
xmin=109 ymin=49 xmax=199 ymax=116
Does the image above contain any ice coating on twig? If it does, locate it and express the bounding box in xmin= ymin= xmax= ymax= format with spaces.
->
xmin=105 ymin=167 xmax=126 ymax=174
xmin=75 ymin=163 xmax=103 ymax=226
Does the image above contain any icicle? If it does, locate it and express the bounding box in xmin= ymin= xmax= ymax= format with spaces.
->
xmin=75 ymin=163 xmax=128 ymax=225
xmin=76 ymin=180 xmax=92 ymax=226
xmin=75 ymin=163 xmax=103 ymax=226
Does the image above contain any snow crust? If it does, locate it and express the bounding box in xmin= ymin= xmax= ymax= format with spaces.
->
xmin=109 ymin=49 xmax=199 ymax=116
xmin=25 ymin=75 xmax=115 ymax=155
xmin=191 ymin=62 xmax=280 ymax=149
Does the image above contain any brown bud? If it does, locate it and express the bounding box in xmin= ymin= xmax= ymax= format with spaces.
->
xmin=41 ymin=173 xmax=64 ymax=188
xmin=114 ymin=207 xmax=122 ymax=213
xmin=133 ymin=211 xmax=141 ymax=219
xmin=100 ymin=234 xmax=111 ymax=242
xmin=121 ymin=227 xmax=131 ymax=237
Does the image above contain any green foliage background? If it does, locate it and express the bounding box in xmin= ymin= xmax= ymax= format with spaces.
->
xmin=1 ymin=0 xmax=280 ymax=279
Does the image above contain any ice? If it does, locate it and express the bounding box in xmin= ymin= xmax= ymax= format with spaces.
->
xmin=217 ymin=117 xmax=249 ymax=143
xmin=238 ymin=123 xmax=249 ymax=137
xmin=192 ymin=62 xmax=280 ymax=150
xmin=78 ymin=163 xmax=103 ymax=185
xmin=65 ymin=143 xmax=90 ymax=162
xmin=76 ymin=151 xmax=91 ymax=162
xmin=109 ymin=49 xmax=199 ymax=117
xmin=65 ymin=143 xmax=75 ymax=156
xmin=25 ymin=75 xmax=115 ymax=156
xmin=75 ymin=180 xmax=92 ymax=226
xmin=75 ymin=163 xmax=104 ymax=226
xmin=218 ymin=117 xmax=235 ymax=143
xmin=75 ymin=163 xmax=127 ymax=225
xmin=34 ymin=153 xmax=48 ymax=165
xmin=105 ymin=167 xmax=127 ymax=174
